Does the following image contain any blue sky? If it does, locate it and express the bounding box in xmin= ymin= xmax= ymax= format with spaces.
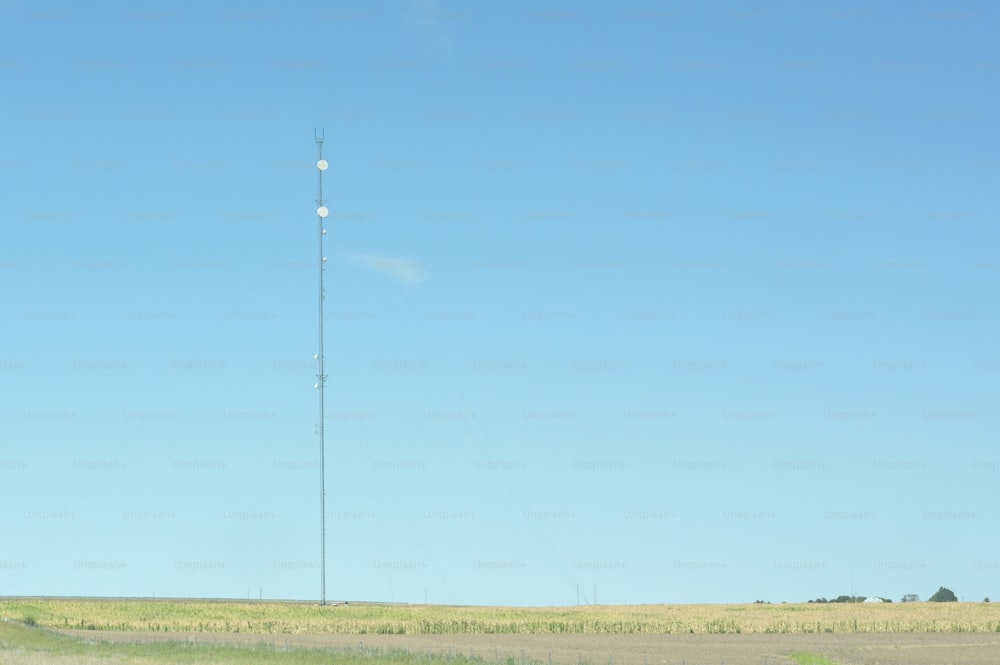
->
xmin=1 ymin=0 xmax=998 ymax=606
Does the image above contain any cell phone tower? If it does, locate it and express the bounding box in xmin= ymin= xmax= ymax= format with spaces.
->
xmin=314 ymin=129 xmax=330 ymax=606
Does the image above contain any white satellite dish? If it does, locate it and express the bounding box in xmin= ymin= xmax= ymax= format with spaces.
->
xmin=317 ymin=159 xmax=329 ymax=171
xmin=317 ymin=206 xmax=329 ymax=218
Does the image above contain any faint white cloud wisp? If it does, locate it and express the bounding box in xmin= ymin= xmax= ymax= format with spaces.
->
xmin=351 ymin=253 xmax=428 ymax=287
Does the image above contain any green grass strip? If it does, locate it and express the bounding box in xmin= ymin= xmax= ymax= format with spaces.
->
xmin=0 ymin=621 xmax=484 ymax=665
xmin=789 ymin=653 xmax=840 ymax=665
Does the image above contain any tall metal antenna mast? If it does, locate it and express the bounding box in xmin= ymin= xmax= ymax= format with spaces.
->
xmin=314 ymin=129 xmax=330 ymax=606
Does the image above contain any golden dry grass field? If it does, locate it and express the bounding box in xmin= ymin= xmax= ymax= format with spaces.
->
xmin=2 ymin=597 xmax=999 ymax=634
xmin=3 ymin=598 xmax=1000 ymax=665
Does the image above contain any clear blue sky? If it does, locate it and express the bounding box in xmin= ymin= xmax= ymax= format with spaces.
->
xmin=2 ymin=0 xmax=998 ymax=606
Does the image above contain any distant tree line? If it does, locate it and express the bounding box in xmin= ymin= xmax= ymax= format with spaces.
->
xmin=807 ymin=587 xmax=959 ymax=604
xmin=807 ymin=595 xmax=888 ymax=603
xmin=927 ymin=587 xmax=957 ymax=602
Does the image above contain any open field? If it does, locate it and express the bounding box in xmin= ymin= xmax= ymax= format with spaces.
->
xmin=2 ymin=598 xmax=999 ymax=635
xmin=6 ymin=623 xmax=1000 ymax=665
xmin=0 ymin=620 xmax=477 ymax=665
xmin=51 ymin=628 xmax=1000 ymax=665
xmin=3 ymin=598 xmax=1000 ymax=664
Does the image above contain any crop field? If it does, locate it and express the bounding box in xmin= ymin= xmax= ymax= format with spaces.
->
xmin=2 ymin=597 xmax=999 ymax=635
xmin=2 ymin=598 xmax=1000 ymax=664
